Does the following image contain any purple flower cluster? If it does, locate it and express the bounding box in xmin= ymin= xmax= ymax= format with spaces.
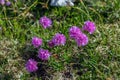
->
xmin=32 ymin=37 xmax=42 ymax=48
xmin=69 ymin=26 xmax=82 ymax=39
xmin=69 ymin=26 xmax=88 ymax=46
xmin=82 ymin=21 xmax=96 ymax=34
xmin=38 ymin=48 xmax=51 ymax=60
xmin=39 ymin=16 xmax=52 ymax=29
xmin=0 ymin=0 xmax=11 ymax=6
xmin=48 ymin=33 xmax=66 ymax=47
xmin=26 ymin=35 xmax=51 ymax=72
xmin=25 ymin=59 xmax=38 ymax=72
xmin=25 ymin=16 xmax=96 ymax=73
xmin=75 ymin=33 xmax=88 ymax=46
xmin=69 ymin=21 xmax=96 ymax=46
xmin=0 ymin=0 xmax=5 ymax=5
xmin=6 ymin=1 xmax=11 ymax=6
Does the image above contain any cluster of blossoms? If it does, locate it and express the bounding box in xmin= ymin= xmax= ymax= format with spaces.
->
xmin=69 ymin=20 xmax=96 ymax=46
xmin=32 ymin=37 xmax=42 ymax=48
xmin=69 ymin=26 xmax=88 ymax=46
xmin=25 ymin=16 xmax=96 ymax=73
xmin=38 ymin=48 xmax=51 ymax=60
xmin=48 ymin=33 xmax=66 ymax=47
xmin=25 ymin=59 xmax=38 ymax=72
xmin=26 ymin=33 xmax=66 ymax=72
xmin=39 ymin=16 xmax=52 ymax=29
xmin=0 ymin=0 xmax=11 ymax=6
xmin=26 ymin=36 xmax=51 ymax=72
xmin=82 ymin=21 xmax=96 ymax=34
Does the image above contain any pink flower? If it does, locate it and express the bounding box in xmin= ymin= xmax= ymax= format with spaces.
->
xmin=25 ymin=59 xmax=38 ymax=72
xmin=39 ymin=16 xmax=52 ymax=29
xmin=49 ymin=33 xmax=66 ymax=47
xmin=38 ymin=48 xmax=51 ymax=60
xmin=82 ymin=21 xmax=96 ymax=34
xmin=75 ymin=33 xmax=88 ymax=46
xmin=6 ymin=1 xmax=11 ymax=6
xmin=32 ymin=37 xmax=42 ymax=48
xmin=0 ymin=0 xmax=5 ymax=5
xmin=69 ymin=26 xmax=82 ymax=39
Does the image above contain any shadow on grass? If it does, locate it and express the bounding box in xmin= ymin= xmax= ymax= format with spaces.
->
xmin=70 ymin=55 xmax=88 ymax=76
xmin=0 ymin=72 xmax=13 ymax=80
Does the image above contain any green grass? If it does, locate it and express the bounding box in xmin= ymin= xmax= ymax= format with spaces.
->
xmin=0 ymin=0 xmax=120 ymax=80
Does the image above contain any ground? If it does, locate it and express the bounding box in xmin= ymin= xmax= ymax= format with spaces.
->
xmin=0 ymin=0 xmax=120 ymax=80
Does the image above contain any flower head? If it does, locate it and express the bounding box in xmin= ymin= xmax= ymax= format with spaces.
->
xmin=38 ymin=48 xmax=51 ymax=60
xmin=32 ymin=37 xmax=42 ymax=48
xmin=82 ymin=21 xmax=96 ymax=34
xmin=0 ymin=0 xmax=5 ymax=5
xmin=6 ymin=1 xmax=11 ymax=6
xmin=75 ymin=33 xmax=88 ymax=46
xmin=39 ymin=16 xmax=52 ymax=29
xmin=50 ymin=33 xmax=66 ymax=46
xmin=25 ymin=59 xmax=38 ymax=72
xmin=69 ymin=26 xmax=82 ymax=39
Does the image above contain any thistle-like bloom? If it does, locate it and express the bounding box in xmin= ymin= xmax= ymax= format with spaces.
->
xmin=0 ymin=0 xmax=5 ymax=5
xmin=25 ymin=59 xmax=38 ymax=72
xmin=50 ymin=33 xmax=66 ymax=46
xmin=38 ymin=48 xmax=51 ymax=60
xmin=6 ymin=1 xmax=11 ymax=6
xmin=75 ymin=33 xmax=88 ymax=46
xmin=32 ymin=37 xmax=42 ymax=48
xmin=39 ymin=16 xmax=52 ymax=29
xmin=69 ymin=26 xmax=82 ymax=39
xmin=82 ymin=21 xmax=96 ymax=34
